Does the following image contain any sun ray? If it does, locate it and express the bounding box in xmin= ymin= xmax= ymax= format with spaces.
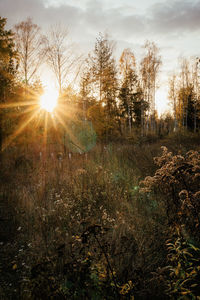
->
xmin=49 ymin=112 xmax=63 ymax=146
xmin=43 ymin=111 xmax=48 ymax=157
xmin=58 ymin=102 xmax=80 ymax=116
xmin=32 ymin=109 xmax=46 ymax=130
xmin=54 ymin=111 xmax=84 ymax=153
xmin=0 ymin=100 xmax=39 ymax=109
xmin=7 ymin=107 xmax=41 ymax=124
xmin=56 ymin=105 xmax=79 ymax=123
xmin=2 ymin=108 xmax=40 ymax=151
xmin=58 ymin=106 xmax=85 ymax=132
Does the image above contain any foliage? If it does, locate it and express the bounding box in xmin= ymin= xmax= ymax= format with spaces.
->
xmin=88 ymin=103 xmax=120 ymax=140
xmin=0 ymin=16 xmax=18 ymax=151
xmin=140 ymin=147 xmax=200 ymax=237
xmin=140 ymin=146 xmax=200 ymax=299
xmin=165 ymin=229 xmax=200 ymax=299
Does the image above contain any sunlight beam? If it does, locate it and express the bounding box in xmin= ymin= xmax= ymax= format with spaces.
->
xmin=54 ymin=111 xmax=84 ymax=153
xmin=0 ymin=100 xmax=39 ymax=109
xmin=2 ymin=109 xmax=39 ymax=151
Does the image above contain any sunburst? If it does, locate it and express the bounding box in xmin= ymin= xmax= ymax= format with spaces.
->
xmin=0 ymin=82 xmax=96 ymax=155
xmin=0 ymin=83 xmax=58 ymax=152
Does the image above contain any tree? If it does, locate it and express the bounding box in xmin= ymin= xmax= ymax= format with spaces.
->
xmin=119 ymin=48 xmax=136 ymax=133
xmin=45 ymin=24 xmax=79 ymax=94
xmin=177 ymin=84 xmax=197 ymax=131
xmin=0 ymin=17 xmax=18 ymax=151
xmin=88 ymin=33 xmax=119 ymax=138
xmin=193 ymin=57 xmax=200 ymax=132
xmin=79 ymin=66 xmax=95 ymax=121
xmin=168 ymin=73 xmax=178 ymax=131
xmin=14 ymin=18 xmax=44 ymax=85
xmin=0 ymin=17 xmax=17 ymax=97
xmin=119 ymin=48 xmax=146 ymax=134
xmin=90 ymin=33 xmax=118 ymax=109
xmin=172 ymin=57 xmax=200 ymax=132
xmin=179 ymin=57 xmax=191 ymax=129
xmin=88 ymin=103 xmax=117 ymax=139
xmin=140 ymin=41 xmax=161 ymax=133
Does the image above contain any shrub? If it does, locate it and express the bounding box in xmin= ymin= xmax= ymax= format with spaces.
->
xmin=140 ymin=147 xmax=200 ymax=239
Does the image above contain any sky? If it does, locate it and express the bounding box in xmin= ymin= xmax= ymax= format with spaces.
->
xmin=1 ymin=0 xmax=200 ymax=115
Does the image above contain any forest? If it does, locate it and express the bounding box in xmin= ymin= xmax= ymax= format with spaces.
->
xmin=0 ymin=16 xmax=200 ymax=299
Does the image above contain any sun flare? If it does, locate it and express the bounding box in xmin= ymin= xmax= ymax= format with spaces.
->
xmin=40 ymin=87 xmax=59 ymax=112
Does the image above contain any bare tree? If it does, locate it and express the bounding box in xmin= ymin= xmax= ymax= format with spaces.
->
xmin=14 ymin=18 xmax=45 ymax=85
xmin=44 ymin=24 xmax=80 ymax=94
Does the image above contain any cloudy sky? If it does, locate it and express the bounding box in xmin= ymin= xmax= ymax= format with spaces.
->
xmin=1 ymin=0 xmax=200 ymax=114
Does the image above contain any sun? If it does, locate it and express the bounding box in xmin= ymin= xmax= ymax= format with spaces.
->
xmin=40 ymin=87 xmax=59 ymax=112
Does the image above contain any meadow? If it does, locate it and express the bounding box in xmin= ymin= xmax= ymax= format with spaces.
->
xmin=0 ymin=132 xmax=200 ymax=299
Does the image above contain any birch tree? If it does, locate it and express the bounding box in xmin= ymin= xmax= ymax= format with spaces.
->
xmin=140 ymin=41 xmax=161 ymax=133
xmin=14 ymin=18 xmax=45 ymax=85
xmin=45 ymin=24 xmax=79 ymax=94
xmin=168 ymin=74 xmax=178 ymax=131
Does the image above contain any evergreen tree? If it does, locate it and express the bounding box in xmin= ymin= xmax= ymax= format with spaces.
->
xmin=88 ymin=33 xmax=119 ymax=138
xmin=79 ymin=66 xmax=95 ymax=120
xmin=177 ymin=84 xmax=199 ymax=131
xmin=0 ymin=17 xmax=18 ymax=151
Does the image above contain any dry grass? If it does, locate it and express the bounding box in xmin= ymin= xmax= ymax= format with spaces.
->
xmin=0 ymin=133 xmax=199 ymax=299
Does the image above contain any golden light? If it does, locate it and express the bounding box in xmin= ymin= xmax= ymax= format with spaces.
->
xmin=40 ymin=87 xmax=59 ymax=112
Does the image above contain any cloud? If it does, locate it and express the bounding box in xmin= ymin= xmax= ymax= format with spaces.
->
xmin=0 ymin=0 xmax=199 ymax=59
xmin=75 ymin=0 xmax=146 ymax=41
xmin=0 ymin=0 xmax=83 ymax=30
xmin=1 ymin=0 xmax=200 ymax=37
xmin=149 ymin=0 xmax=200 ymax=35
xmin=0 ymin=0 xmax=147 ymax=36
xmin=0 ymin=0 xmax=42 ymax=25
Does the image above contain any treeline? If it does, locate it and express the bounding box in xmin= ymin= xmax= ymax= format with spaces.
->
xmin=0 ymin=16 xmax=200 ymax=151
